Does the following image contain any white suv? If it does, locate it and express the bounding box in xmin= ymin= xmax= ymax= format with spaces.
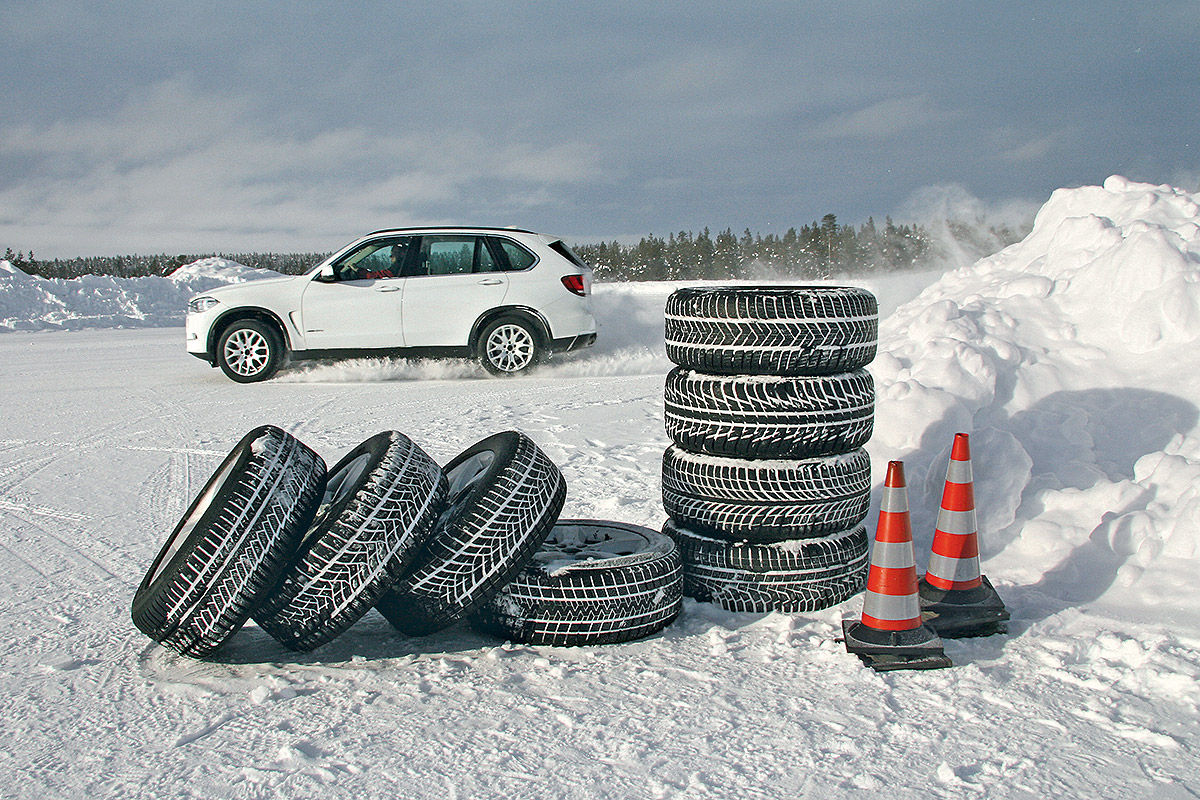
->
xmin=186 ymin=227 xmax=596 ymax=382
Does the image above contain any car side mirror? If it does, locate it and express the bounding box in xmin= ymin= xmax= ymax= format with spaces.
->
xmin=315 ymin=264 xmax=336 ymax=283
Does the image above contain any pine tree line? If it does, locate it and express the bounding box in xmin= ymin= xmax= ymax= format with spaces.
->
xmin=575 ymin=215 xmax=933 ymax=282
xmin=5 ymin=214 xmax=1025 ymax=281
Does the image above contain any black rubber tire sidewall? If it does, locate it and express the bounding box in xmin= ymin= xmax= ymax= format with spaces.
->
xmin=376 ymin=431 xmax=566 ymax=636
xmin=665 ymin=285 xmax=878 ymax=376
xmin=130 ymin=425 xmax=327 ymax=656
xmin=661 ymin=446 xmax=871 ymax=541
xmin=252 ymin=431 xmax=448 ymax=651
xmin=663 ymin=368 xmax=875 ymax=459
xmin=664 ymin=519 xmax=868 ymax=613
xmin=472 ymin=519 xmax=683 ymax=646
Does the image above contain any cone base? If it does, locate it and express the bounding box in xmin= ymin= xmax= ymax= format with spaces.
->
xmin=841 ymin=619 xmax=952 ymax=671
xmin=919 ymin=574 xmax=1009 ymax=638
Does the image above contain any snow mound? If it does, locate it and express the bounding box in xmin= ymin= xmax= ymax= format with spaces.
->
xmin=167 ymin=257 xmax=280 ymax=283
xmin=0 ymin=258 xmax=280 ymax=331
xmin=872 ymin=176 xmax=1200 ymax=618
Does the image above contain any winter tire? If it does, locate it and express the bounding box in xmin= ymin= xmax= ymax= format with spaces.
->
xmin=664 ymin=519 xmax=868 ymax=613
xmin=661 ymin=446 xmax=871 ymax=541
xmin=130 ymin=426 xmax=326 ymax=657
xmin=664 ymin=368 xmax=874 ymax=459
xmin=664 ymin=286 xmax=878 ymax=376
xmin=376 ymin=431 xmax=566 ymax=636
xmin=217 ymin=318 xmax=284 ymax=383
xmin=478 ymin=315 xmax=544 ymax=375
xmin=253 ymin=431 xmax=448 ymax=651
xmin=473 ymin=519 xmax=683 ymax=646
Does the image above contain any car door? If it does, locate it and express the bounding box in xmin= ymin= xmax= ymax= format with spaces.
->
xmin=299 ymin=237 xmax=412 ymax=350
xmin=400 ymin=235 xmax=509 ymax=347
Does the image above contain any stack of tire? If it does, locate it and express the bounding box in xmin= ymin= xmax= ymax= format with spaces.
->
xmin=661 ymin=285 xmax=878 ymax=612
xmin=131 ymin=427 xmax=682 ymax=658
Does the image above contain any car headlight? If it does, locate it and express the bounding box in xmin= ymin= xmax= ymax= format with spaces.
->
xmin=188 ymin=296 xmax=220 ymax=314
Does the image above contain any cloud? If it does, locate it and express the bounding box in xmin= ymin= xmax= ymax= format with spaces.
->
xmin=0 ymin=79 xmax=602 ymax=256
xmin=811 ymin=95 xmax=954 ymax=140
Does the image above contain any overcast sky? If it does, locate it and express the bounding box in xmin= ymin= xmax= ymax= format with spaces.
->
xmin=1 ymin=1 xmax=1196 ymax=258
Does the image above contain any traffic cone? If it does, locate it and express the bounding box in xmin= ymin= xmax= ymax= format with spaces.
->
xmin=843 ymin=461 xmax=951 ymax=672
xmin=918 ymin=433 xmax=1009 ymax=637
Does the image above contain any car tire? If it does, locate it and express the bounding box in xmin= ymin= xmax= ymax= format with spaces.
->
xmin=664 ymin=286 xmax=878 ymax=376
xmin=217 ymin=319 xmax=284 ymax=383
xmin=473 ymin=519 xmax=683 ymax=646
xmin=661 ymin=446 xmax=871 ymax=541
xmin=130 ymin=426 xmax=327 ymax=657
xmin=663 ymin=367 xmax=875 ymax=459
xmin=252 ymin=432 xmax=448 ymax=651
xmin=375 ymin=431 xmax=566 ymax=636
xmin=663 ymin=519 xmax=868 ymax=613
xmin=478 ymin=315 xmax=544 ymax=375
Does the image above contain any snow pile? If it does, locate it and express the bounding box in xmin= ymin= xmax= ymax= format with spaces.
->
xmin=0 ymin=257 xmax=279 ymax=331
xmin=872 ymin=176 xmax=1200 ymax=617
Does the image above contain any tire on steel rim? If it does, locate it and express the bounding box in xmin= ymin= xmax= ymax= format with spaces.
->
xmin=253 ymin=431 xmax=448 ymax=651
xmin=664 ymin=368 xmax=875 ymax=459
xmin=661 ymin=446 xmax=871 ymax=541
xmin=218 ymin=319 xmax=284 ymax=383
xmin=479 ymin=316 xmax=543 ymax=375
xmin=473 ymin=519 xmax=683 ymax=646
xmin=663 ymin=520 xmax=868 ymax=613
xmin=375 ymin=431 xmax=566 ymax=636
xmin=664 ymin=286 xmax=878 ymax=376
xmin=130 ymin=426 xmax=326 ymax=657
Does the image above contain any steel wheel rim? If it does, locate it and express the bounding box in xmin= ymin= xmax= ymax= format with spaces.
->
xmin=224 ymin=329 xmax=271 ymax=376
xmin=486 ymin=324 xmax=534 ymax=372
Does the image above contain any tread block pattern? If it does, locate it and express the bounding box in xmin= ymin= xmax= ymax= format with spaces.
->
xmin=253 ymin=432 xmax=448 ymax=651
xmin=661 ymin=446 xmax=871 ymax=541
xmin=474 ymin=523 xmax=683 ymax=646
xmin=131 ymin=426 xmax=327 ymax=657
xmin=664 ymin=520 xmax=868 ymax=613
xmin=664 ymin=368 xmax=874 ymax=459
xmin=377 ymin=433 xmax=567 ymax=636
xmin=665 ymin=286 xmax=878 ymax=376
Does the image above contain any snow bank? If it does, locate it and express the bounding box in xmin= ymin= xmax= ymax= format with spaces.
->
xmin=872 ymin=176 xmax=1200 ymax=618
xmin=0 ymin=257 xmax=280 ymax=331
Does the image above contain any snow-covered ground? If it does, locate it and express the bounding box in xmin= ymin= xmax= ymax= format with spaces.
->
xmin=1 ymin=177 xmax=1198 ymax=798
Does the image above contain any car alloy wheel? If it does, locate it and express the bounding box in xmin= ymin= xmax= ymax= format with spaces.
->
xmin=483 ymin=320 xmax=538 ymax=374
xmin=224 ymin=328 xmax=271 ymax=377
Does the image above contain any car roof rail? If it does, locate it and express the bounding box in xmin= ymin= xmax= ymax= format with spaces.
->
xmin=363 ymin=225 xmax=538 ymax=236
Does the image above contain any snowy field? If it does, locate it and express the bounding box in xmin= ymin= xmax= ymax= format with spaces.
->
xmin=2 ymin=177 xmax=1199 ymax=798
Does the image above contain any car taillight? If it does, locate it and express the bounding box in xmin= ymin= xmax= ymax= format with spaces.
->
xmin=561 ymin=274 xmax=588 ymax=296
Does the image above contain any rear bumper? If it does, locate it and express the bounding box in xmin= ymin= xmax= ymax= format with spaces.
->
xmin=551 ymin=332 xmax=596 ymax=353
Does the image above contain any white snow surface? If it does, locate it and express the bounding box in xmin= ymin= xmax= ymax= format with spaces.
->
xmin=2 ymin=177 xmax=1199 ymax=798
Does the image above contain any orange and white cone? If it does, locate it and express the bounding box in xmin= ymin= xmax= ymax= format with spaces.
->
xmin=918 ymin=433 xmax=1009 ymax=637
xmin=843 ymin=461 xmax=951 ymax=671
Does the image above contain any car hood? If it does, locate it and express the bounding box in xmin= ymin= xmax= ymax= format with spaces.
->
xmin=191 ymin=273 xmax=306 ymax=300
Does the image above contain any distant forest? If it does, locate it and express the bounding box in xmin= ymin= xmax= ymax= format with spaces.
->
xmin=4 ymin=214 xmax=1026 ymax=281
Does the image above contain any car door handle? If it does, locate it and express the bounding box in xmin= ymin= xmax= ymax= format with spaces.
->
xmin=477 ymin=278 xmax=503 ymax=285
xmin=375 ymin=285 xmax=400 ymax=292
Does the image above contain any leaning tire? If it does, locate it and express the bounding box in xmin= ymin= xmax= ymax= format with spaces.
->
xmin=664 ymin=520 xmax=868 ymax=613
xmin=473 ymin=519 xmax=683 ymax=646
xmin=664 ymin=368 xmax=874 ymax=459
xmin=217 ymin=319 xmax=284 ymax=383
xmin=253 ymin=432 xmax=448 ymax=651
xmin=376 ymin=431 xmax=566 ymax=636
xmin=665 ymin=286 xmax=878 ymax=376
xmin=661 ymin=446 xmax=871 ymax=541
xmin=130 ymin=426 xmax=326 ymax=657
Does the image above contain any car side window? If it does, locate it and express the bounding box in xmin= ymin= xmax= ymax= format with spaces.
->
xmin=494 ymin=237 xmax=537 ymax=271
xmin=408 ymin=235 xmax=498 ymax=277
xmin=332 ymin=237 xmax=413 ymax=281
